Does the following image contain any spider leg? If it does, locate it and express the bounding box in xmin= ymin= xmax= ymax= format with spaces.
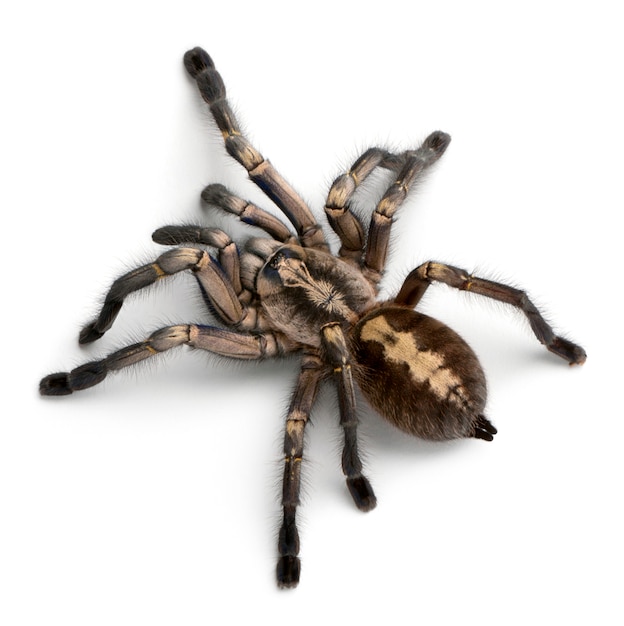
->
xmin=325 ymin=147 xmax=407 ymax=261
xmin=200 ymin=183 xmax=294 ymax=243
xmin=394 ymin=261 xmax=587 ymax=365
xmin=363 ymin=132 xmax=451 ymax=284
xmin=184 ymin=47 xmax=327 ymax=250
xmin=277 ymin=352 xmax=325 ymax=589
xmin=321 ymin=323 xmax=377 ymax=512
xmin=152 ymin=225 xmax=245 ymax=296
xmin=78 ymin=247 xmax=253 ymax=345
xmin=40 ymin=325 xmax=295 ymax=395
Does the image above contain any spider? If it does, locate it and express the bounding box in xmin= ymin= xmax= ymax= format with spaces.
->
xmin=39 ymin=47 xmax=587 ymax=589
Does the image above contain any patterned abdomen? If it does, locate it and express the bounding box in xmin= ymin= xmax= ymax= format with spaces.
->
xmin=350 ymin=307 xmax=487 ymax=441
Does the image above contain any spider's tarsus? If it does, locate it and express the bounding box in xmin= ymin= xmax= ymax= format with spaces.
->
xmin=183 ymin=48 xmax=225 ymax=104
xmin=548 ymin=337 xmax=587 ymax=366
xmin=347 ymin=476 xmax=377 ymax=512
xmin=424 ymin=130 xmax=452 ymax=157
xmin=276 ymin=555 xmax=300 ymax=589
xmin=183 ymin=47 xmax=214 ymax=78
xmin=201 ymin=183 xmax=231 ymax=207
xmin=39 ymin=372 xmax=73 ymax=396
xmin=79 ymin=322 xmax=105 ymax=345
xmin=39 ymin=361 xmax=107 ymax=396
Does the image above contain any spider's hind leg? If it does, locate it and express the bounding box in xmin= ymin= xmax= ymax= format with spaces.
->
xmin=395 ymin=261 xmax=587 ymax=365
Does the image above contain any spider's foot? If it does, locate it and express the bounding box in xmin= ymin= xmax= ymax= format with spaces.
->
xmin=183 ymin=47 xmax=225 ymax=105
xmin=183 ymin=47 xmax=214 ymax=78
xmin=548 ymin=337 xmax=587 ymax=366
xmin=39 ymin=361 xmax=107 ymax=396
xmin=347 ymin=476 xmax=377 ymax=512
xmin=79 ymin=322 xmax=105 ymax=345
xmin=473 ymin=414 xmax=497 ymax=441
xmin=276 ymin=555 xmax=300 ymax=589
xmin=423 ymin=130 xmax=452 ymax=158
xmin=39 ymin=372 xmax=73 ymax=396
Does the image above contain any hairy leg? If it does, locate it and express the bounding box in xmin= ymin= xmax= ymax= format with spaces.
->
xmin=40 ymin=325 xmax=295 ymax=395
xmin=201 ymin=183 xmax=294 ymax=243
xmin=363 ymin=131 xmax=451 ymax=284
xmin=277 ymin=352 xmax=325 ymax=588
xmin=395 ymin=261 xmax=587 ymax=364
xmin=79 ymin=247 xmax=253 ymax=345
xmin=184 ymin=47 xmax=326 ymax=250
xmin=325 ymin=147 xmax=401 ymax=261
xmin=321 ymin=323 xmax=376 ymax=511
xmin=152 ymin=225 xmax=245 ymax=296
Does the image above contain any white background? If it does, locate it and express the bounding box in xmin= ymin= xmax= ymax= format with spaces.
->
xmin=1 ymin=1 xmax=622 ymax=624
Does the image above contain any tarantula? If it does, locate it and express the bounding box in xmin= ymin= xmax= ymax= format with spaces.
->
xmin=39 ymin=47 xmax=586 ymax=588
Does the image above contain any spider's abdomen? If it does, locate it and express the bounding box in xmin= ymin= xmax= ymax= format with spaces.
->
xmin=350 ymin=307 xmax=487 ymax=441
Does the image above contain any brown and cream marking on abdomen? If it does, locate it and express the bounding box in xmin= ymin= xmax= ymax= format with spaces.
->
xmin=360 ymin=315 xmax=470 ymax=407
xmin=351 ymin=307 xmax=487 ymax=440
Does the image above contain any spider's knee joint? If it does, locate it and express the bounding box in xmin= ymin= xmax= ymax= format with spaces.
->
xmin=149 ymin=325 xmax=191 ymax=352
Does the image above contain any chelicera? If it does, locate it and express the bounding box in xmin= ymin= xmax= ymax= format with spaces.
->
xmin=39 ymin=47 xmax=586 ymax=588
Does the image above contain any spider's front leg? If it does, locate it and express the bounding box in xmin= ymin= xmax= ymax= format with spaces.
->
xmin=40 ymin=325 xmax=293 ymax=395
xmin=395 ymin=262 xmax=587 ymax=364
xmin=183 ymin=47 xmax=326 ymax=250
xmin=321 ymin=323 xmax=377 ymax=511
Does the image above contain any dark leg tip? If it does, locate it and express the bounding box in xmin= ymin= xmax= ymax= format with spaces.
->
xmin=39 ymin=373 xmax=73 ymax=396
xmin=152 ymin=226 xmax=198 ymax=246
xmin=276 ymin=555 xmax=300 ymax=589
xmin=347 ymin=476 xmax=377 ymax=512
xmin=424 ymin=130 xmax=452 ymax=157
xmin=200 ymin=183 xmax=229 ymax=206
xmin=548 ymin=337 xmax=587 ymax=365
xmin=79 ymin=323 xmax=104 ymax=345
xmin=183 ymin=47 xmax=214 ymax=78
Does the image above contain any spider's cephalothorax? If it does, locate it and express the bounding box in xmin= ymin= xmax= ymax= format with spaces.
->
xmin=39 ymin=47 xmax=586 ymax=588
